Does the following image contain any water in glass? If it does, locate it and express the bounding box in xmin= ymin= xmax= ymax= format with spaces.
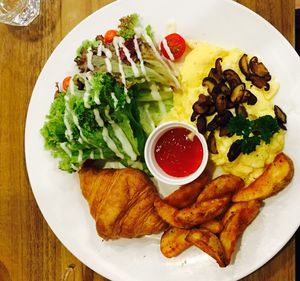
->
xmin=0 ymin=0 xmax=40 ymax=26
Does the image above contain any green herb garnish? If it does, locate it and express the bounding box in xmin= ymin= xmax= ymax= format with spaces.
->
xmin=227 ymin=114 xmax=280 ymax=155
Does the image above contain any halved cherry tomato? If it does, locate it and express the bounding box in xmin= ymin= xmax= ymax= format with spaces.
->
xmin=160 ymin=33 xmax=186 ymax=60
xmin=104 ymin=29 xmax=118 ymax=43
xmin=62 ymin=76 xmax=72 ymax=91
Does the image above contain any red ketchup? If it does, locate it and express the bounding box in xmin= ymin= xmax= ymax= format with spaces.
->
xmin=154 ymin=127 xmax=204 ymax=177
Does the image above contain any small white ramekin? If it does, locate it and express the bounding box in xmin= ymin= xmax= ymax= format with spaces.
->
xmin=144 ymin=121 xmax=208 ymax=186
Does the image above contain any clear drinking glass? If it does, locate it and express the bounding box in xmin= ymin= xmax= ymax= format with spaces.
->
xmin=0 ymin=0 xmax=40 ymax=26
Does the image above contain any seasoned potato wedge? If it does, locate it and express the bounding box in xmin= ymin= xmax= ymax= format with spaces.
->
xmin=221 ymin=200 xmax=262 ymax=227
xmin=176 ymin=195 xmax=231 ymax=226
xmin=160 ymin=227 xmax=192 ymax=258
xmin=200 ymin=219 xmax=223 ymax=234
xmin=164 ymin=170 xmax=211 ymax=209
xmin=187 ymin=228 xmax=226 ymax=267
xmin=154 ymin=198 xmax=192 ymax=228
xmin=220 ymin=200 xmax=261 ymax=265
xmin=232 ymin=153 xmax=294 ymax=202
xmin=197 ymin=174 xmax=244 ymax=202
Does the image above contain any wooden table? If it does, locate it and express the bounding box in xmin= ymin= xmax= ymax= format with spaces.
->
xmin=0 ymin=0 xmax=296 ymax=280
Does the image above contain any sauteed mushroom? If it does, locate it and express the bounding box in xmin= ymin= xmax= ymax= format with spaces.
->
xmin=274 ymin=105 xmax=287 ymax=130
xmin=223 ymin=69 xmax=242 ymax=89
xmin=207 ymin=131 xmax=218 ymax=154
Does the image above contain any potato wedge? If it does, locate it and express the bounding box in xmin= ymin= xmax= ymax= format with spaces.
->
xmin=176 ymin=195 xmax=231 ymax=226
xmin=160 ymin=227 xmax=192 ymax=258
xmin=200 ymin=219 xmax=223 ymax=234
xmin=220 ymin=200 xmax=261 ymax=265
xmin=164 ymin=169 xmax=211 ymax=209
xmin=154 ymin=198 xmax=192 ymax=228
xmin=187 ymin=228 xmax=226 ymax=267
xmin=221 ymin=200 xmax=262 ymax=227
xmin=232 ymin=153 xmax=294 ymax=202
xmin=197 ymin=174 xmax=244 ymax=202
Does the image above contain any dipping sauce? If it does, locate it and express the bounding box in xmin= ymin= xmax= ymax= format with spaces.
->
xmin=154 ymin=127 xmax=204 ymax=177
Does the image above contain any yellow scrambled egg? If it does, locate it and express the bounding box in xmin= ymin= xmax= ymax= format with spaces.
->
xmin=163 ymin=42 xmax=284 ymax=184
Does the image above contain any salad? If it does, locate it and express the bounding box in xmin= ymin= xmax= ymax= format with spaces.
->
xmin=41 ymin=14 xmax=185 ymax=173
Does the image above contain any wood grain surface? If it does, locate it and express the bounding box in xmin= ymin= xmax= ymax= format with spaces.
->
xmin=0 ymin=0 xmax=296 ymax=281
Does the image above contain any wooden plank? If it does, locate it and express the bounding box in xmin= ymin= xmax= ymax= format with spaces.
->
xmin=237 ymin=0 xmax=295 ymax=45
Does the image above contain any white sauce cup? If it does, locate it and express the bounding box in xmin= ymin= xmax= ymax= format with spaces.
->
xmin=144 ymin=121 xmax=208 ymax=186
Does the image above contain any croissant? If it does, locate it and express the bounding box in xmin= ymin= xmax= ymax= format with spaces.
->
xmin=79 ymin=166 xmax=167 ymax=240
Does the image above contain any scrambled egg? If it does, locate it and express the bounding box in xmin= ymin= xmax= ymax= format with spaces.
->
xmin=163 ymin=42 xmax=284 ymax=184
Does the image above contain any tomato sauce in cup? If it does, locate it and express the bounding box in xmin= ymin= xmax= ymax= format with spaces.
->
xmin=154 ymin=127 xmax=204 ymax=177
xmin=145 ymin=122 xmax=208 ymax=186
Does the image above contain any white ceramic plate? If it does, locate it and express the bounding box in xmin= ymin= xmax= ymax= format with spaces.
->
xmin=25 ymin=0 xmax=300 ymax=280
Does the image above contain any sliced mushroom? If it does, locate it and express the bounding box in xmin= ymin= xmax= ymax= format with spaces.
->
xmin=206 ymin=105 xmax=216 ymax=116
xmin=196 ymin=116 xmax=207 ymax=134
xmin=226 ymin=98 xmax=235 ymax=109
xmin=227 ymin=140 xmax=242 ymax=162
xmin=235 ymin=104 xmax=248 ymax=118
xmin=193 ymin=101 xmax=209 ymax=114
xmin=190 ymin=111 xmax=198 ymax=122
xmin=215 ymin=94 xmax=227 ymax=113
xmin=217 ymin=110 xmax=233 ymax=127
xmin=223 ymin=69 xmax=242 ymax=89
xmin=215 ymin=58 xmax=223 ymax=76
xmin=239 ymin=54 xmax=250 ymax=77
xmin=249 ymin=56 xmax=270 ymax=78
xmin=231 ymin=83 xmax=245 ymax=104
xmin=247 ymin=73 xmax=270 ymax=91
xmin=207 ymin=131 xmax=218 ymax=154
xmin=242 ymin=90 xmax=257 ymax=105
xmin=274 ymin=105 xmax=287 ymax=124
xmin=219 ymin=126 xmax=234 ymax=137
xmin=218 ymin=82 xmax=231 ymax=96
xmin=207 ymin=58 xmax=224 ymax=84
xmin=198 ymin=94 xmax=210 ymax=105
xmin=246 ymin=92 xmax=257 ymax=105
xmin=202 ymin=77 xmax=217 ymax=94
xmin=207 ymin=115 xmax=219 ymax=131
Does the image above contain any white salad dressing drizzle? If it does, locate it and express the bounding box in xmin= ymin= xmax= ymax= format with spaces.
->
xmin=133 ymin=35 xmax=148 ymax=79
xmin=89 ymin=150 xmax=94 ymax=159
xmin=86 ymin=47 xmax=94 ymax=71
xmin=142 ymin=31 xmax=180 ymax=88
xmin=162 ymin=38 xmax=175 ymax=61
xmin=111 ymin=92 xmax=118 ymax=108
xmin=63 ymin=111 xmax=73 ymax=140
xmin=72 ymin=114 xmax=89 ymax=143
xmin=94 ymin=92 xmax=101 ymax=105
xmin=69 ymin=78 xmax=75 ymax=95
xmin=144 ymin=104 xmax=156 ymax=131
xmin=112 ymin=36 xmax=131 ymax=103
xmin=97 ymin=42 xmax=113 ymax=73
xmin=150 ymin=84 xmax=166 ymax=114
xmin=83 ymin=75 xmax=91 ymax=109
xmin=111 ymin=123 xmax=137 ymax=161
xmin=71 ymin=164 xmax=79 ymax=171
xmin=60 ymin=142 xmax=72 ymax=157
xmin=93 ymin=108 xmax=124 ymax=159
xmin=63 ymin=95 xmax=73 ymax=140
xmin=102 ymin=127 xmax=124 ymax=159
xmin=93 ymin=109 xmax=104 ymax=127
xmin=118 ymin=37 xmax=140 ymax=77
xmin=97 ymin=43 xmax=102 ymax=56
xmin=77 ymin=150 xmax=83 ymax=162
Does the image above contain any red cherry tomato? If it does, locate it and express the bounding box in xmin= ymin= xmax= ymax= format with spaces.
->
xmin=160 ymin=33 xmax=186 ymax=60
xmin=104 ymin=29 xmax=118 ymax=43
xmin=62 ymin=76 xmax=72 ymax=91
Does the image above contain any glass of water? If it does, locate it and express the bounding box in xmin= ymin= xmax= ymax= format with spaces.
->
xmin=0 ymin=0 xmax=40 ymax=26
